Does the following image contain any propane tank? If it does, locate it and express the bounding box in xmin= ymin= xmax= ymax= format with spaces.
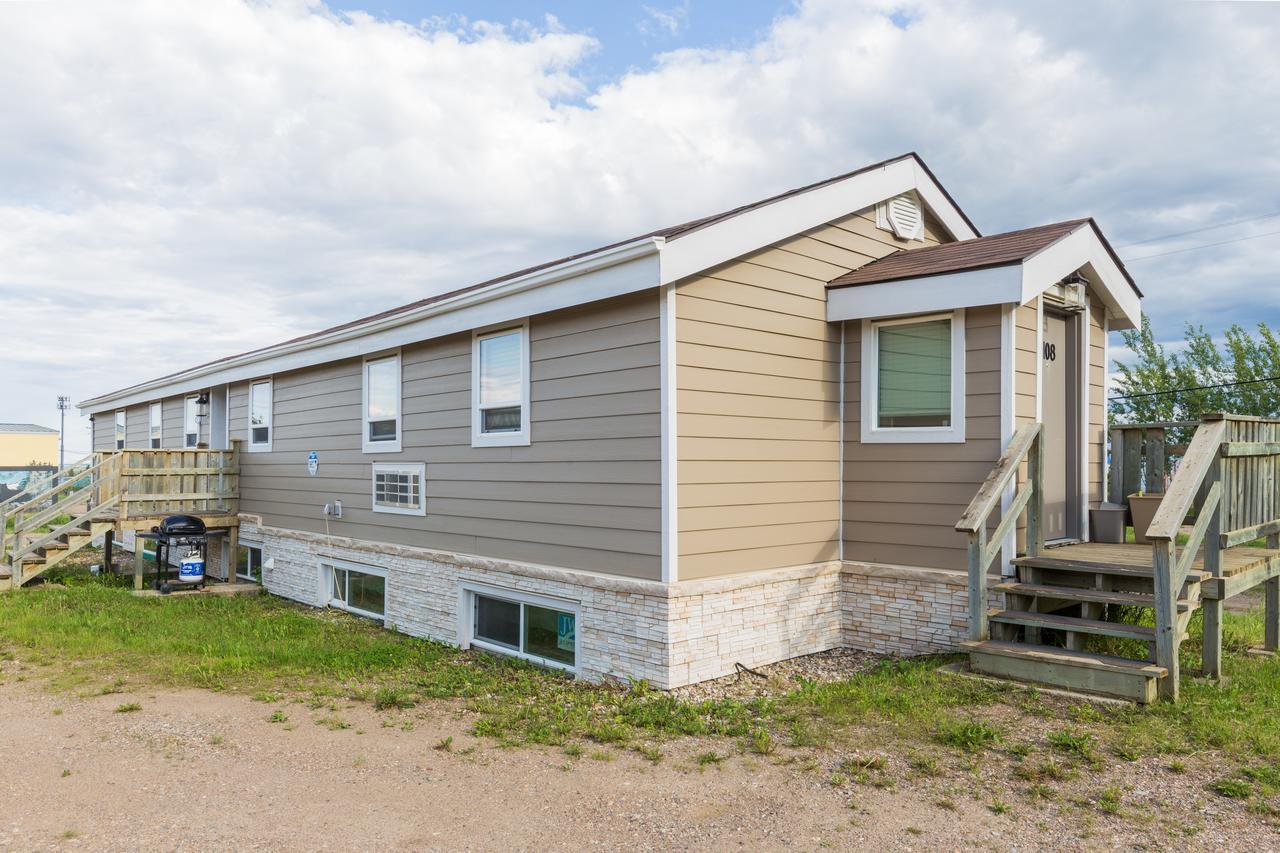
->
xmin=178 ymin=548 xmax=205 ymax=584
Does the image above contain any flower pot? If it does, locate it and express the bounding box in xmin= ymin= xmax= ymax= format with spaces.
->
xmin=1127 ymin=493 xmax=1164 ymax=545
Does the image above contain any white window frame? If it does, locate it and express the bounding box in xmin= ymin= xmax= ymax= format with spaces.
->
xmin=184 ymin=395 xmax=200 ymax=448
xmin=362 ymin=351 xmax=402 ymax=454
xmin=458 ymin=581 xmax=579 ymax=674
xmin=248 ymin=378 xmax=273 ymax=453
xmin=236 ymin=542 xmax=264 ymax=583
xmin=860 ymin=309 xmax=966 ymax=444
xmin=114 ymin=409 xmax=126 ymax=450
xmin=321 ymin=559 xmax=387 ymax=622
xmin=370 ymin=462 xmax=426 ymax=516
xmin=471 ymin=320 xmax=531 ymax=448
xmin=149 ymin=401 xmax=162 ymax=449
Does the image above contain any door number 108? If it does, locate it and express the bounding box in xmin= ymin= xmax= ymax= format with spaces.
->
xmin=1043 ymin=342 xmax=1057 ymax=362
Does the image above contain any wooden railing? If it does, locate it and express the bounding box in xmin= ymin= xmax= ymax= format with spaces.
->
xmin=1108 ymin=420 xmax=1199 ymax=503
xmin=115 ymin=445 xmax=240 ymax=521
xmin=1146 ymin=414 xmax=1280 ymax=700
xmin=955 ymin=423 xmax=1044 ymax=641
xmin=2 ymin=445 xmax=239 ymax=576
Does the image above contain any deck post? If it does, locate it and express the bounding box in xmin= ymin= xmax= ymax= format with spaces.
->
xmin=968 ymin=527 xmax=988 ymax=641
xmin=1202 ymin=456 xmax=1224 ymax=679
xmin=134 ymin=536 xmax=145 ymax=592
xmin=103 ymin=529 xmax=114 ymax=577
xmin=1152 ymin=538 xmax=1180 ymax=701
xmin=1266 ymin=534 xmax=1280 ymax=653
xmin=1026 ymin=429 xmax=1044 ymax=558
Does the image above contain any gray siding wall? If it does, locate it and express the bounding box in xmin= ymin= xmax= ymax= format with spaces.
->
xmin=233 ymin=291 xmax=662 ymax=579
xmin=124 ymin=403 xmax=149 ymax=447
xmin=91 ymin=415 xmax=114 ymax=452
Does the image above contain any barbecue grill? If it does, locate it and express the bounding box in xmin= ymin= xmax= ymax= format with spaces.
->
xmin=145 ymin=515 xmax=210 ymax=593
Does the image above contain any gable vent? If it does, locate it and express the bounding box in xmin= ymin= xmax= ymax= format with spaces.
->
xmin=876 ymin=193 xmax=925 ymax=241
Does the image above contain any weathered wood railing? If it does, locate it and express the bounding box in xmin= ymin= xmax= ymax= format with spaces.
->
xmin=1147 ymin=414 xmax=1280 ymax=700
xmin=1108 ymin=420 xmax=1199 ymax=503
xmin=1145 ymin=419 xmax=1224 ymax=701
xmin=1 ymin=452 xmax=112 ymax=569
xmin=955 ymin=423 xmax=1044 ymax=641
xmin=115 ymin=445 xmax=240 ymax=521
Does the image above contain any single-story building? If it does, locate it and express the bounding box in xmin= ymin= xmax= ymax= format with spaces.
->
xmin=78 ymin=153 xmax=1142 ymax=688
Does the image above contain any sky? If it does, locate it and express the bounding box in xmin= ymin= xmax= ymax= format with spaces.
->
xmin=0 ymin=0 xmax=1278 ymax=455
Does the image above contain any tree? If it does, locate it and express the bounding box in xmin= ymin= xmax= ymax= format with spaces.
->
xmin=1110 ymin=316 xmax=1280 ymax=424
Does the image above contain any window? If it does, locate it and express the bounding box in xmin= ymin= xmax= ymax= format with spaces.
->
xmin=466 ymin=586 xmax=576 ymax=670
xmin=472 ymin=322 xmax=530 ymax=447
xmin=149 ymin=402 xmax=162 ymax=448
xmin=362 ymin=353 xmax=401 ymax=452
xmin=114 ymin=410 xmax=125 ymax=450
xmin=371 ymin=462 xmax=426 ymax=516
xmin=236 ymin=543 xmax=263 ymax=582
xmin=860 ymin=310 xmax=965 ymax=444
xmin=184 ymin=396 xmax=200 ymax=447
xmin=249 ymin=379 xmax=272 ymax=451
xmin=325 ymin=562 xmax=385 ymax=620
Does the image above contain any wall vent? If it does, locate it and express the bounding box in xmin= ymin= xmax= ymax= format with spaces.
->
xmin=876 ymin=193 xmax=925 ymax=240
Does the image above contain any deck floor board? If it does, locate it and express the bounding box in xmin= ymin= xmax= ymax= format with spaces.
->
xmin=1038 ymin=542 xmax=1280 ymax=579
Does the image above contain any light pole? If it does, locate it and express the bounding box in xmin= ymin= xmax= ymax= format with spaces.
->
xmin=56 ymin=395 xmax=70 ymax=476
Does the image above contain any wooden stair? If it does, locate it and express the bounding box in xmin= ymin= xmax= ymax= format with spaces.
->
xmin=962 ymin=548 xmax=1209 ymax=703
xmin=4 ymin=517 xmax=116 ymax=590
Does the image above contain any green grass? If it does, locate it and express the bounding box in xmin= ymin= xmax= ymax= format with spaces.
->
xmin=6 ymin=579 xmax=1280 ymax=774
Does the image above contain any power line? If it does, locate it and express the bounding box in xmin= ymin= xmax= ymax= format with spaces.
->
xmin=1109 ymin=374 xmax=1280 ymax=402
xmin=1123 ymin=228 xmax=1280 ymax=262
xmin=1117 ymin=211 xmax=1280 ymax=248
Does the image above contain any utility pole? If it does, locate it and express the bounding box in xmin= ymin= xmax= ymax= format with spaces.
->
xmin=56 ymin=395 xmax=70 ymax=477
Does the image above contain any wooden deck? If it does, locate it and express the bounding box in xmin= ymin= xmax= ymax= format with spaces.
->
xmin=133 ymin=581 xmax=261 ymax=599
xmin=1039 ymin=542 xmax=1280 ymax=583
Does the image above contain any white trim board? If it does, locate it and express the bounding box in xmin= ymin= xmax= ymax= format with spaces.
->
xmin=659 ymin=283 xmax=679 ymax=584
xmin=999 ymin=304 xmax=1016 ymax=577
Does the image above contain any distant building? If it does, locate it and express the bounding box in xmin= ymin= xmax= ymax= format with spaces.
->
xmin=0 ymin=424 xmax=59 ymax=502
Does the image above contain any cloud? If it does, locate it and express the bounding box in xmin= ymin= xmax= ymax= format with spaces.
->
xmin=0 ymin=0 xmax=1277 ymax=445
xmin=639 ymin=2 xmax=690 ymax=38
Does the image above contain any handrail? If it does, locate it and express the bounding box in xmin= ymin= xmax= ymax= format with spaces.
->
xmin=955 ymin=422 xmax=1044 ymax=641
xmin=956 ymin=424 xmax=1041 ymax=534
xmin=1146 ymin=419 xmax=1226 ymax=542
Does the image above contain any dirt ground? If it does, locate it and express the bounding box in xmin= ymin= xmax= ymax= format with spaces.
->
xmin=1 ymin=681 xmax=1276 ymax=852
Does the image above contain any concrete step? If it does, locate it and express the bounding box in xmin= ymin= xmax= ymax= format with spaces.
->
xmin=962 ymin=639 xmax=1166 ymax=703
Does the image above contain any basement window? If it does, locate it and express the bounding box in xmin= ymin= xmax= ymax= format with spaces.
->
xmin=149 ymin=402 xmax=162 ymax=448
xmin=249 ymin=379 xmax=272 ymax=452
xmin=115 ymin=410 xmax=125 ymax=450
xmin=236 ymin=543 xmax=263 ymax=583
xmin=325 ymin=561 xmax=386 ymax=620
xmin=860 ymin=310 xmax=966 ymax=444
xmin=371 ymin=462 xmax=425 ymax=516
xmin=472 ymin=322 xmax=530 ymax=447
xmin=363 ymin=352 xmax=402 ymax=453
xmin=465 ymin=585 xmax=577 ymax=671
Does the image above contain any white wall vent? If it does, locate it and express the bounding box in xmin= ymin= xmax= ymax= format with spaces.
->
xmin=876 ymin=193 xmax=925 ymax=241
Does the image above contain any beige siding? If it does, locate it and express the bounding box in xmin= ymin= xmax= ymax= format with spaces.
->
xmin=843 ymin=306 xmax=1004 ymax=571
xmin=234 ymin=291 xmax=662 ymax=579
xmin=676 ymin=207 xmax=949 ymax=580
xmin=1088 ymin=297 xmax=1107 ymax=506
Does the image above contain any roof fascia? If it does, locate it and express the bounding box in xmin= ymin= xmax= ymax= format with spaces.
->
xmin=826 ymin=264 xmax=1022 ymax=322
xmin=1021 ymin=225 xmax=1141 ymax=329
xmin=80 ymin=237 xmax=662 ymax=414
xmin=658 ymin=155 xmax=979 ymax=286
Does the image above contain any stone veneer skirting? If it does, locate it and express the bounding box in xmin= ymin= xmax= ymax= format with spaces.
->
xmin=239 ymin=516 xmax=975 ymax=689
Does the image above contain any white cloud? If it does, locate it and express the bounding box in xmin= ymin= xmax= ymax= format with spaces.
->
xmin=639 ymin=2 xmax=690 ymax=38
xmin=0 ymin=0 xmax=1277 ymax=445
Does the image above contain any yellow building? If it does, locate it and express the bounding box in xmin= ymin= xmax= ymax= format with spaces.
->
xmin=0 ymin=423 xmax=59 ymax=467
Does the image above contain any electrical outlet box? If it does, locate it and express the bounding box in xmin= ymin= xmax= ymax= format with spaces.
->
xmin=333 ymin=500 xmax=343 ymax=519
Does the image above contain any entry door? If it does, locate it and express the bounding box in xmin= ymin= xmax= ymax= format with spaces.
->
xmin=1041 ymin=311 xmax=1081 ymax=541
